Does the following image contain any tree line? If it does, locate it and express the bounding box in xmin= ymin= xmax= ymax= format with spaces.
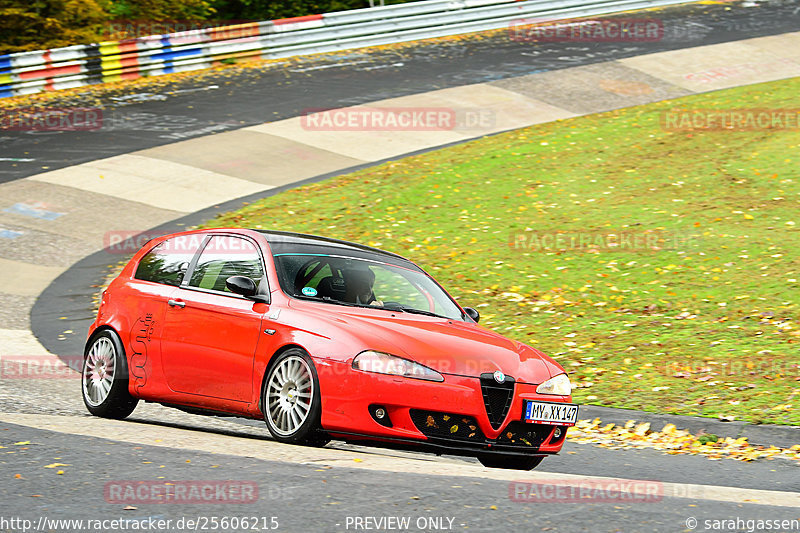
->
xmin=0 ymin=0 xmax=409 ymax=54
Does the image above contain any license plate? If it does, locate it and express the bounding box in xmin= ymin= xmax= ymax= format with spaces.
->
xmin=523 ymin=400 xmax=579 ymax=426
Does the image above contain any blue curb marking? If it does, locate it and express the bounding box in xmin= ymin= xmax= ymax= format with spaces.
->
xmin=0 ymin=228 xmax=23 ymax=239
xmin=4 ymin=203 xmax=65 ymax=220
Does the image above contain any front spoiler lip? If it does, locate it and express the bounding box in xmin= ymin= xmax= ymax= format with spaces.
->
xmin=326 ymin=430 xmax=558 ymax=458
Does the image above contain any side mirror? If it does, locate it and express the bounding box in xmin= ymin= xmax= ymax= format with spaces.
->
xmin=464 ymin=307 xmax=480 ymax=323
xmin=226 ymin=275 xmax=257 ymax=297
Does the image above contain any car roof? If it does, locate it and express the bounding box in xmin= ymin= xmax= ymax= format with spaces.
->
xmin=254 ymin=230 xmax=410 ymax=263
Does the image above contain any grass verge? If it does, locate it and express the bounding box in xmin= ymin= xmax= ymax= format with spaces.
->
xmin=204 ymin=77 xmax=800 ymax=425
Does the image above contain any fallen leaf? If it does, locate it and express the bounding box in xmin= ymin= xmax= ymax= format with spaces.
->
xmin=43 ymin=463 xmax=70 ymax=469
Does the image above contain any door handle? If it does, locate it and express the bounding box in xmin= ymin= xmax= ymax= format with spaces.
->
xmin=168 ymin=299 xmax=185 ymax=308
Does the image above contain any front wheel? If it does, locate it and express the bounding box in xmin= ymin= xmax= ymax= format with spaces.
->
xmin=262 ymin=348 xmax=327 ymax=445
xmin=478 ymin=454 xmax=544 ymax=470
xmin=81 ymin=330 xmax=138 ymax=419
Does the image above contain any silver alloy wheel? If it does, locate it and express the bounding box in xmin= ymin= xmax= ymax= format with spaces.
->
xmin=82 ymin=337 xmax=116 ymax=407
xmin=266 ymin=355 xmax=314 ymax=436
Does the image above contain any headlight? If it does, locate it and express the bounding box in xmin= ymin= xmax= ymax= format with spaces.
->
xmin=352 ymin=351 xmax=444 ymax=382
xmin=536 ymin=373 xmax=572 ymax=395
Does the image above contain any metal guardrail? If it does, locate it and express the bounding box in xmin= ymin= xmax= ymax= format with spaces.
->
xmin=0 ymin=0 xmax=692 ymax=98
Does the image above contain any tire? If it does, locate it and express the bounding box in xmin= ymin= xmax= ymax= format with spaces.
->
xmin=262 ymin=348 xmax=327 ymax=445
xmin=478 ymin=454 xmax=544 ymax=470
xmin=81 ymin=330 xmax=138 ymax=419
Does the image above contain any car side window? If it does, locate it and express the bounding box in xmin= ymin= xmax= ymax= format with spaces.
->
xmin=296 ymin=261 xmax=334 ymax=293
xmin=187 ymin=236 xmax=265 ymax=294
xmin=134 ymin=235 xmax=203 ymax=286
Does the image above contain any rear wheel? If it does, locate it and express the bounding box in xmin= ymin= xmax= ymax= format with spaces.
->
xmin=81 ymin=330 xmax=138 ymax=419
xmin=262 ymin=348 xmax=328 ymax=445
xmin=478 ymin=454 xmax=544 ymax=470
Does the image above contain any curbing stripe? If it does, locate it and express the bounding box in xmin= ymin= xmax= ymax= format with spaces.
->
xmin=0 ymin=258 xmax=64 ymax=297
xmin=27 ymin=154 xmax=272 ymax=213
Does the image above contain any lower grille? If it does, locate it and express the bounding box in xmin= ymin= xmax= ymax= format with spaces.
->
xmin=409 ymin=410 xmax=555 ymax=453
xmin=496 ymin=422 xmax=552 ymax=448
xmin=480 ymin=374 xmax=515 ymax=429
xmin=410 ymin=410 xmax=486 ymax=443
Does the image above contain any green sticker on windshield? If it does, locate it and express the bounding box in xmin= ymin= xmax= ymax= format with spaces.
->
xmin=302 ymin=287 xmax=318 ymax=296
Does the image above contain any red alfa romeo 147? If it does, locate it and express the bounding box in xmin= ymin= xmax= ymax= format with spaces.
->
xmin=83 ymin=228 xmax=578 ymax=469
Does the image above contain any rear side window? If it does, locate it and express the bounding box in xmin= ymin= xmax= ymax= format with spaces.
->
xmin=135 ymin=235 xmax=203 ymax=286
xmin=188 ymin=235 xmax=265 ymax=293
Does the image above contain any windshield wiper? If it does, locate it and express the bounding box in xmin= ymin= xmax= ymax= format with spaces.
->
xmin=380 ymin=303 xmax=450 ymax=319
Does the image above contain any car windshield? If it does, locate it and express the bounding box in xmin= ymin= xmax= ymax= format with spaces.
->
xmin=272 ymin=250 xmax=464 ymax=321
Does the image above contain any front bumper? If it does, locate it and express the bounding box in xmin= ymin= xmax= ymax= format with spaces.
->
xmin=314 ymin=358 xmax=572 ymax=455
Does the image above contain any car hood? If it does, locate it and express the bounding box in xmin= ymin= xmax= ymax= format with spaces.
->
xmin=285 ymin=300 xmax=563 ymax=383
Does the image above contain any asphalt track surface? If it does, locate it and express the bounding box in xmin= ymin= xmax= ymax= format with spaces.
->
xmin=0 ymin=421 xmax=798 ymax=533
xmin=2 ymin=1 xmax=800 ymax=184
xmin=1 ymin=1 xmax=800 ymax=531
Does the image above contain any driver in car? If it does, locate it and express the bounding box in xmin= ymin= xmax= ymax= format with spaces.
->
xmin=344 ymin=265 xmax=383 ymax=306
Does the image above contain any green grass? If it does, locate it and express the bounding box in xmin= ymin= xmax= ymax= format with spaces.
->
xmin=204 ymin=77 xmax=800 ymax=425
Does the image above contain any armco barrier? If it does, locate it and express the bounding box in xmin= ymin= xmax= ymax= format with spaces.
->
xmin=0 ymin=0 xmax=693 ymax=98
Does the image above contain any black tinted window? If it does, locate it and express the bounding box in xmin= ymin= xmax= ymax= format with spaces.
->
xmin=273 ymin=253 xmax=464 ymax=319
xmin=135 ymin=235 xmax=203 ymax=286
xmin=188 ymin=236 xmax=265 ymax=293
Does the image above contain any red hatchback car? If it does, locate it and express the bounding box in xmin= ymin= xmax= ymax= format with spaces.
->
xmin=83 ymin=228 xmax=577 ymax=470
